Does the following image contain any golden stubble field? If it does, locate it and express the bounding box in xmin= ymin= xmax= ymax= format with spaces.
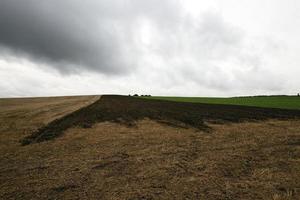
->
xmin=0 ymin=96 xmax=300 ymax=200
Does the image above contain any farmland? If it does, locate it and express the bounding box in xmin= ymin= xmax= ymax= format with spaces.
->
xmin=141 ymin=95 xmax=300 ymax=110
xmin=1 ymin=95 xmax=300 ymax=199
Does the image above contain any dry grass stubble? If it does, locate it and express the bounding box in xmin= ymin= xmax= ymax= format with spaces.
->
xmin=1 ymin=96 xmax=300 ymax=199
xmin=1 ymin=118 xmax=300 ymax=199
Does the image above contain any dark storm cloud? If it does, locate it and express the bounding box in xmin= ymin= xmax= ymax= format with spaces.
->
xmin=0 ymin=0 xmax=127 ymax=74
xmin=0 ymin=0 xmax=180 ymax=74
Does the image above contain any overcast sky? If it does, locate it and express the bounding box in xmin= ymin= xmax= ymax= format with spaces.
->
xmin=0 ymin=0 xmax=299 ymax=97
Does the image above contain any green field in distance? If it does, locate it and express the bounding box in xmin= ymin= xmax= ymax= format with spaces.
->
xmin=140 ymin=96 xmax=300 ymax=110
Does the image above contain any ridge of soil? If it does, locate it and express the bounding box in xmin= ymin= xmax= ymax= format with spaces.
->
xmin=21 ymin=95 xmax=300 ymax=145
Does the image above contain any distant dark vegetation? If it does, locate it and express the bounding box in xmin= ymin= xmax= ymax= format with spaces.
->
xmin=21 ymin=95 xmax=300 ymax=145
xmin=130 ymin=94 xmax=151 ymax=97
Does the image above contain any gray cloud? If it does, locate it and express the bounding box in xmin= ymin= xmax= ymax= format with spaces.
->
xmin=0 ymin=0 xmax=181 ymax=74
xmin=0 ymin=0 xmax=287 ymax=97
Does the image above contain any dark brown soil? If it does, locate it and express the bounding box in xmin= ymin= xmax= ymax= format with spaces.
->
xmin=21 ymin=95 xmax=300 ymax=145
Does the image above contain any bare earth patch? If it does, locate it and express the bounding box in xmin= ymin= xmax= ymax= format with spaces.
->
xmin=20 ymin=95 xmax=300 ymax=145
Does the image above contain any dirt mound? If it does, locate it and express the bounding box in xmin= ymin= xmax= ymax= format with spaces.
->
xmin=21 ymin=95 xmax=300 ymax=145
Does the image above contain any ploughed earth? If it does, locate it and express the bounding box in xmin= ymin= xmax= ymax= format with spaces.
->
xmin=1 ymin=95 xmax=300 ymax=199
